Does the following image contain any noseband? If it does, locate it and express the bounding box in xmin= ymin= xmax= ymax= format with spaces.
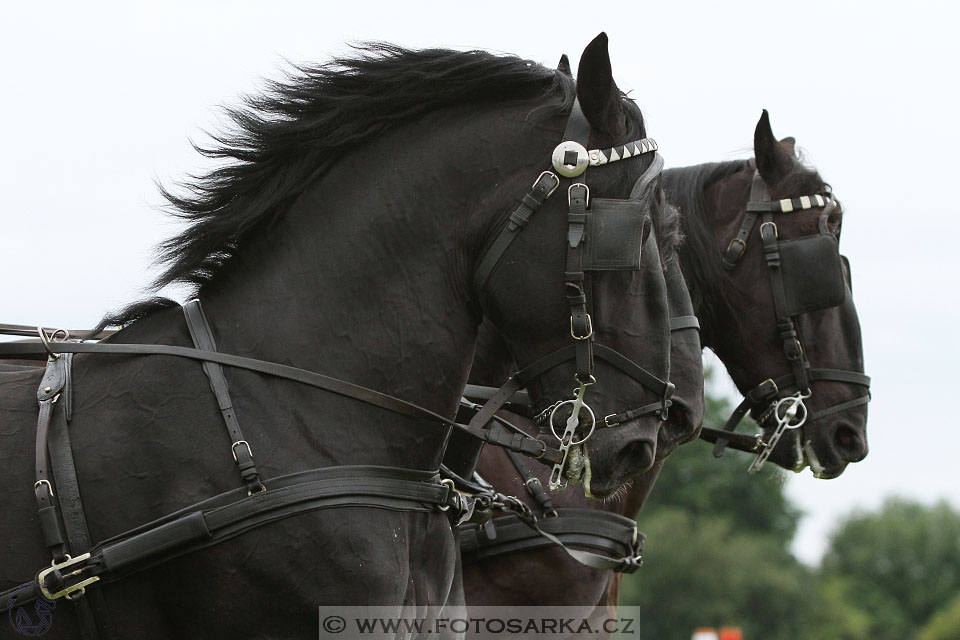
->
xmin=703 ymin=168 xmax=871 ymax=470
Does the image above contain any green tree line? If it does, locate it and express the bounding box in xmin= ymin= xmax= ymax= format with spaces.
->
xmin=618 ymin=383 xmax=960 ymax=640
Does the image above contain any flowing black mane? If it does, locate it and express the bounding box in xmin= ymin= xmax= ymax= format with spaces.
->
xmin=154 ymin=44 xmax=577 ymax=293
xmin=663 ymin=157 xmax=826 ymax=339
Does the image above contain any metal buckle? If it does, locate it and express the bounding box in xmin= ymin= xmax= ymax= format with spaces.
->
xmin=34 ymin=479 xmax=54 ymax=499
xmin=524 ymin=477 xmax=543 ymax=490
xmin=760 ymin=221 xmax=778 ymax=239
xmin=570 ymin=314 xmax=593 ymax=340
xmin=438 ymin=478 xmax=456 ymax=512
xmin=568 ymin=183 xmax=590 ymax=208
xmin=231 ymin=440 xmax=253 ymax=463
xmin=533 ymin=170 xmax=561 ymax=197
xmin=604 ymin=414 xmax=619 ymax=427
xmin=37 ymin=553 xmax=100 ymax=601
xmin=727 ymin=238 xmax=747 ymax=253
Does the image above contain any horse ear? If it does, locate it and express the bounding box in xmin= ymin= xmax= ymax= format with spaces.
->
xmin=780 ymin=136 xmax=797 ymax=157
xmin=754 ymin=109 xmax=795 ymax=184
xmin=557 ymin=54 xmax=572 ymax=76
xmin=576 ymin=33 xmax=626 ymax=139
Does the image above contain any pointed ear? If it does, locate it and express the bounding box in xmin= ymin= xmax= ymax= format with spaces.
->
xmin=754 ymin=109 xmax=795 ymax=185
xmin=779 ymin=136 xmax=796 ymax=157
xmin=557 ymin=54 xmax=572 ymax=76
xmin=576 ymin=33 xmax=626 ymax=139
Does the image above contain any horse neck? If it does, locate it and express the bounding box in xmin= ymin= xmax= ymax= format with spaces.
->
xmin=673 ymin=165 xmax=753 ymax=354
xmin=191 ymin=106 xmax=552 ymax=440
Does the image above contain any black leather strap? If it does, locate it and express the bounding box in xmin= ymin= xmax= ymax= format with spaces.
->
xmin=0 ymin=466 xmax=456 ymax=612
xmin=459 ymin=508 xmax=643 ymax=573
xmin=1 ymin=334 xmax=562 ymax=466
xmin=503 ymin=449 xmax=555 ymax=516
xmin=473 ymin=171 xmax=560 ymax=294
xmin=1 ymin=341 xmax=456 ymax=427
xmin=35 ymin=357 xmax=68 ymax=561
xmin=721 ymin=171 xmax=767 ymax=270
xmin=669 ymin=315 xmax=700 ymax=332
xmin=183 ymin=301 xmax=264 ymax=495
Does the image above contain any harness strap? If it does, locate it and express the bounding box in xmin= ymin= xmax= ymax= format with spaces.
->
xmin=183 ymin=301 xmax=265 ymax=495
xmin=1 ymin=466 xmax=457 ymax=612
xmin=30 ymin=355 xmax=114 ymax=639
xmin=759 ymin=216 xmax=811 ymax=392
xmin=669 ymin=315 xmax=700 ymax=332
xmin=35 ymin=356 xmax=69 ymax=561
xmin=566 ymin=182 xmax=595 ymax=383
xmin=503 ymin=449 xmax=555 ymax=516
xmin=721 ymin=171 xmax=767 ymax=269
xmin=1 ymin=340 xmax=455 ymax=426
xmin=473 ymin=171 xmax=560 ymax=294
xmin=2 ymin=340 xmax=565 ymax=466
xmin=459 ymin=508 xmax=643 ymax=573
xmin=708 ymin=369 xmax=871 ymax=456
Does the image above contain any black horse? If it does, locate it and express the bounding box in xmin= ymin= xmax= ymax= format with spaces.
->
xmin=458 ymin=111 xmax=869 ymax=616
xmin=0 ymin=36 xmax=677 ymax=638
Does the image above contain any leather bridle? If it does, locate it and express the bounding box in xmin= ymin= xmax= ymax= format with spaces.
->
xmin=470 ymin=98 xmax=674 ymax=490
xmin=700 ymin=168 xmax=871 ymax=470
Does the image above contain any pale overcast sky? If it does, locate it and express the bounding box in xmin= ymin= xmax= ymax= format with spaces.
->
xmin=1 ymin=1 xmax=956 ymax=565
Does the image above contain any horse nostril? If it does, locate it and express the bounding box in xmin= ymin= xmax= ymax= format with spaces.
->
xmin=833 ymin=425 xmax=867 ymax=462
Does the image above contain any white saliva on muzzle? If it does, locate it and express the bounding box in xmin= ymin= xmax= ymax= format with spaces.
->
xmin=803 ymin=439 xmax=826 ymax=478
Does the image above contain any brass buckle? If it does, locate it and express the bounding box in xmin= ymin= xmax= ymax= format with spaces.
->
xmin=37 ymin=553 xmax=100 ymax=601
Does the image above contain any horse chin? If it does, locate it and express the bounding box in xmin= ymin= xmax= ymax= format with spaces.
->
xmin=801 ymin=439 xmax=846 ymax=479
xmin=582 ymin=423 xmax=656 ymax=499
xmin=775 ymin=432 xmax=847 ymax=479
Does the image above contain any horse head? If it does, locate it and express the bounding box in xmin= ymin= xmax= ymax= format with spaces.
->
xmin=667 ymin=110 xmax=869 ymax=478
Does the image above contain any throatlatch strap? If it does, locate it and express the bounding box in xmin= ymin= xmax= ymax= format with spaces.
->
xmin=183 ymin=301 xmax=265 ymax=495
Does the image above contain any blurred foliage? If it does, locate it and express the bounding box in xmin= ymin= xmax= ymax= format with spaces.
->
xmin=619 ymin=507 xmax=814 ymax=640
xmin=917 ymin=592 xmax=960 ymax=640
xmin=812 ymin=498 xmax=960 ymax=640
xmin=616 ymin=371 xmax=960 ymax=640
